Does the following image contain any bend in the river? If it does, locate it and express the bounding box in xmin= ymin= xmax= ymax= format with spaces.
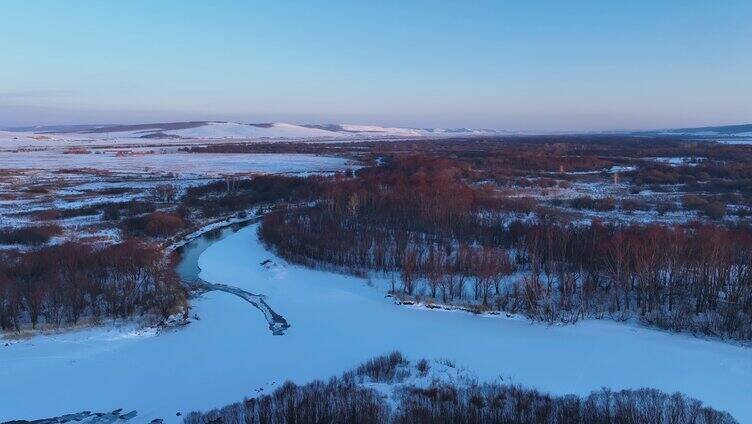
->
xmin=175 ymin=221 xmax=290 ymax=335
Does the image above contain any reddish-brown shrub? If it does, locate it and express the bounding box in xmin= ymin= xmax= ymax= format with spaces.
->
xmin=144 ymin=212 xmax=185 ymax=237
xmin=702 ymin=202 xmax=726 ymax=220
xmin=594 ymin=197 xmax=616 ymax=212
xmin=682 ymin=194 xmax=708 ymax=210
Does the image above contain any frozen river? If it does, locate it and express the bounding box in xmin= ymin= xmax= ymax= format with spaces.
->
xmin=0 ymin=224 xmax=750 ymax=422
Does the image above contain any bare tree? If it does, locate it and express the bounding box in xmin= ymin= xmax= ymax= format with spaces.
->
xmin=401 ymin=248 xmax=420 ymax=295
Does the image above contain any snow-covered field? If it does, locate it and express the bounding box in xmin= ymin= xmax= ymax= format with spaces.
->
xmin=1 ymin=224 xmax=750 ymax=423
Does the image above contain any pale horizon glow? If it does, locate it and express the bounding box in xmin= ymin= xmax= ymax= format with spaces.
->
xmin=1 ymin=1 xmax=751 ymax=132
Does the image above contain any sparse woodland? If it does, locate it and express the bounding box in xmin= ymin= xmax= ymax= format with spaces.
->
xmin=0 ymin=240 xmax=188 ymax=331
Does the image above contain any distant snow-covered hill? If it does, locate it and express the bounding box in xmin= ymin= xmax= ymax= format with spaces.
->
xmin=164 ymin=122 xmax=342 ymax=139
xmin=1 ymin=121 xmax=516 ymax=141
xmin=635 ymin=123 xmax=752 ymax=138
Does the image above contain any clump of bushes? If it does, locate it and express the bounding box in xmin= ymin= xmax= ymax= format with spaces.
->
xmin=656 ymin=201 xmax=679 ymax=215
xmin=703 ymin=201 xmax=727 ymax=220
xmin=0 ymin=225 xmax=62 ymax=245
xmin=35 ymin=205 xmax=101 ymax=220
xmin=567 ymin=196 xmax=617 ymax=212
xmin=682 ymin=194 xmax=709 ymax=210
xmin=121 ymin=211 xmax=186 ymax=237
xmin=353 ymin=351 xmax=409 ymax=383
xmin=145 ymin=211 xmax=186 ymax=237
xmin=570 ymin=196 xmax=596 ymax=210
xmin=620 ymin=198 xmax=651 ymax=212
xmin=682 ymin=195 xmax=727 ymax=220
xmin=594 ymin=197 xmax=616 ymax=212
xmin=500 ymin=196 xmax=538 ymax=214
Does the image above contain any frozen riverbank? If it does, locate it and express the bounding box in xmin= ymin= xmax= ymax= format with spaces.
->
xmin=1 ymin=224 xmax=750 ymax=423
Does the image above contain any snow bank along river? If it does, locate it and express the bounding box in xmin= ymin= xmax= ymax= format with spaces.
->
xmin=1 ymin=224 xmax=751 ymax=422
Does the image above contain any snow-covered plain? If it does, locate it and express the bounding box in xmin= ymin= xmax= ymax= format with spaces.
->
xmin=1 ymin=224 xmax=750 ymax=423
xmin=0 ymin=138 xmax=356 ymax=245
xmin=0 ymin=151 xmax=352 ymax=176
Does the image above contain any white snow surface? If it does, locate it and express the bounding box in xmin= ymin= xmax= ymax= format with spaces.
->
xmin=164 ymin=122 xmax=342 ymax=139
xmin=1 ymin=224 xmax=750 ymax=422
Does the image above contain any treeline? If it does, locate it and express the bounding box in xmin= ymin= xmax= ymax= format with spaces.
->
xmin=180 ymin=174 xmax=322 ymax=219
xmin=260 ymin=156 xmax=752 ymax=340
xmin=0 ymin=240 xmax=187 ymax=331
xmin=184 ymin=352 xmax=736 ymax=424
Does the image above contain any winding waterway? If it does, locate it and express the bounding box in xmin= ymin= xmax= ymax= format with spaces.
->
xmin=175 ymin=221 xmax=290 ymax=335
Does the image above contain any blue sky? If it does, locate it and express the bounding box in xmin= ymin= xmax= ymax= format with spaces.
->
xmin=1 ymin=0 xmax=750 ymax=131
